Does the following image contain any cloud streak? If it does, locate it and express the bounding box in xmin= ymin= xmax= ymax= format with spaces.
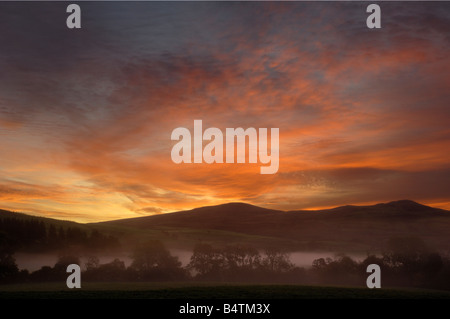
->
xmin=0 ymin=2 xmax=449 ymax=221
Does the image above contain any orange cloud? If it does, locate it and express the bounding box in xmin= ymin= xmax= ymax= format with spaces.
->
xmin=0 ymin=2 xmax=449 ymax=221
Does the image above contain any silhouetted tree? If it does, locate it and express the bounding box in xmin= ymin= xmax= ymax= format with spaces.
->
xmin=84 ymin=258 xmax=127 ymax=281
xmin=57 ymin=226 xmax=66 ymax=245
xmin=223 ymin=245 xmax=261 ymax=270
xmin=187 ymin=243 xmax=226 ymax=280
xmin=87 ymin=230 xmax=120 ymax=252
xmin=53 ymin=254 xmax=81 ymax=280
xmin=130 ymin=240 xmax=185 ymax=281
xmin=30 ymin=266 xmax=55 ymax=282
xmin=312 ymin=254 xmax=360 ymax=285
xmin=261 ymin=247 xmax=294 ymax=273
xmin=0 ymin=232 xmax=19 ymax=283
xmin=85 ymin=255 xmax=100 ymax=271
xmin=47 ymin=224 xmax=58 ymax=249
xmin=383 ymin=236 xmax=431 ymax=285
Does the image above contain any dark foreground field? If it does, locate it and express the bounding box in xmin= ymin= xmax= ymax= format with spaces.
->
xmin=1 ymin=282 xmax=449 ymax=299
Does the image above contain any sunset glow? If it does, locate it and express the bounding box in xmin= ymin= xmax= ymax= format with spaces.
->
xmin=0 ymin=2 xmax=449 ymax=222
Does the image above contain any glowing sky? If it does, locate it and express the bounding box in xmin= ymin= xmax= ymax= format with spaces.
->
xmin=0 ymin=2 xmax=449 ymax=222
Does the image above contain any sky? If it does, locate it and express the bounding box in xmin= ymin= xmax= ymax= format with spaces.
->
xmin=0 ymin=2 xmax=449 ymax=222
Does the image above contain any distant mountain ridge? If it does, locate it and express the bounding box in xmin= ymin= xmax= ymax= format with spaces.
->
xmin=93 ymin=200 xmax=450 ymax=251
xmin=2 ymin=200 xmax=449 ymax=252
xmin=99 ymin=200 xmax=448 ymax=227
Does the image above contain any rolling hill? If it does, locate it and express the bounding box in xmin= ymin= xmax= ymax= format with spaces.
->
xmin=94 ymin=200 xmax=450 ymax=252
xmin=1 ymin=200 xmax=449 ymax=253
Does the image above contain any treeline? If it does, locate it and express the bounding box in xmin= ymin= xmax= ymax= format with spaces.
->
xmin=185 ymin=243 xmax=305 ymax=282
xmin=0 ymin=240 xmax=304 ymax=284
xmin=0 ymin=217 xmax=120 ymax=252
xmin=1 ymin=236 xmax=449 ymax=291
xmin=310 ymin=237 xmax=450 ymax=291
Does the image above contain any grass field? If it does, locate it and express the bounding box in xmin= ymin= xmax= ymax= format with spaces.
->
xmin=1 ymin=282 xmax=449 ymax=299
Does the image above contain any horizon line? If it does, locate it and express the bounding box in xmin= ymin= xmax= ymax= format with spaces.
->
xmin=1 ymin=199 xmax=448 ymax=225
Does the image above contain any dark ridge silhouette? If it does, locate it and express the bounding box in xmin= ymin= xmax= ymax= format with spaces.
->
xmin=91 ymin=200 xmax=450 ymax=251
xmin=0 ymin=209 xmax=83 ymax=227
xmin=301 ymin=200 xmax=449 ymax=219
xmin=98 ymin=200 xmax=448 ymax=228
xmin=101 ymin=202 xmax=282 ymax=230
xmin=0 ymin=209 xmax=120 ymax=253
xmin=2 ymin=200 xmax=449 ymax=252
xmin=374 ymin=199 xmax=445 ymax=213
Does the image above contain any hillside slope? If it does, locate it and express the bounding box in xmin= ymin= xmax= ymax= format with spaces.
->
xmin=96 ymin=200 xmax=450 ymax=251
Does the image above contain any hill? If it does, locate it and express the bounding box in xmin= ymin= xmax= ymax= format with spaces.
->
xmin=0 ymin=209 xmax=120 ymax=253
xmin=2 ymin=200 xmax=449 ymax=253
xmin=95 ymin=200 xmax=450 ymax=252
